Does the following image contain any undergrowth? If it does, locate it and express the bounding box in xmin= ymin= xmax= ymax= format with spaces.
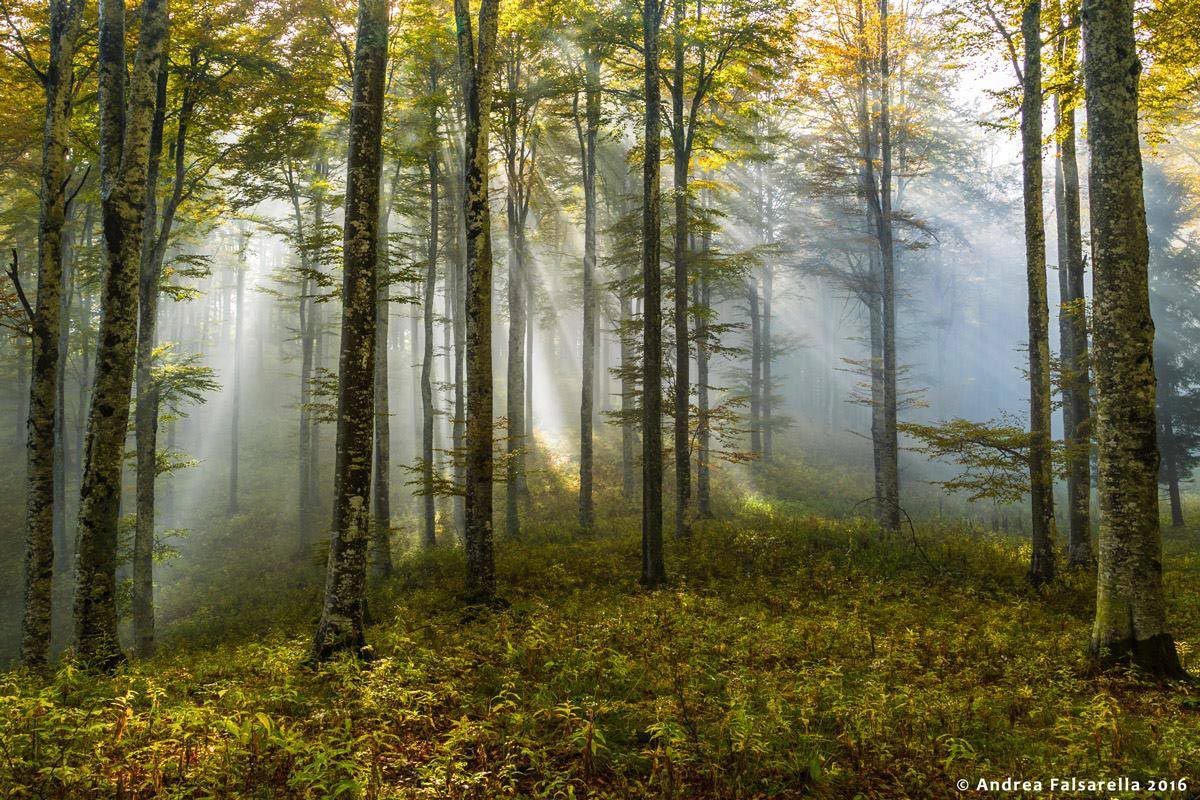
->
xmin=1 ymin=455 xmax=1198 ymax=798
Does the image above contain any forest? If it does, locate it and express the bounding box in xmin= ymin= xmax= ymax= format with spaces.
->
xmin=1 ymin=0 xmax=1199 ymax=794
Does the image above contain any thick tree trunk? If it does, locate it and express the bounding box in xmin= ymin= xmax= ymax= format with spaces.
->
xmin=641 ymin=0 xmax=666 ymax=587
xmin=455 ymin=0 xmax=500 ymax=602
xmin=578 ymin=50 xmax=599 ymax=535
xmin=310 ymin=0 xmax=387 ymax=662
xmin=1021 ymin=0 xmax=1056 ymax=585
xmin=74 ymin=0 xmax=168 ymax=671
xmin=1083 ymin=0 xmax=1184 ymax=677
xmin=21 ymin=0 xmax=85 ymax=667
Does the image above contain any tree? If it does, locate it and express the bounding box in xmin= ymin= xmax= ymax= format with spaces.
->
xmin=74 ymin=0 xmax=168 ymax=671
xmin=641 ymin=0 xmax=666 ymax=587
xmin=1049 ymin=0 xmax=1092 ymax=567
xmin=1146 ymin=162 xmax=1200 ymax=529
xmin=19 ymin=0 xmax=85 ymax=667
xmin=978 ymin=0 xmax=1055 ymax=582
xmin=455 ymin=0 xmax=501 ymax=603
xmin=1083 ymin=0 xmax=1185 ymax=677
xmin=310 ymin=0 xmax=388 ymax=662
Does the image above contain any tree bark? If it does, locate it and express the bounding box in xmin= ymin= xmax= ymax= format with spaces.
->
xmin=229 ymin=228 xmax=247 ymax=515
xmin=578 ymin=49 xmax=599 ymax=535
xmin=74 ymin=0 xmax=168 ymax=671
xmin=371 ymin=163 xmax=398 ymax=577
xmin=1083 ymin=0 xmax=1184 ymax=677
xmin=21 ymin=0 xmax=85 ymax=667
xmin=310 ymin=0 xmax=387 ymax=662
xmin=1052 ymin=5 xmax=1093 ymax=567
xmin=641 ymin=0 xmax=666 ymax=587
xmin=1021 ymin=0 xmax=1056 ymax=585
xmin=877 ymin=0 xmax=900 ymax=532
xmin=422 ymin=136 xmax=438 ymax=548
xmin=455 ymin=0 xmax=500 ymax=603
xmin=132 ymin=53 xmax=168 ymax=659
xmin=670 ymin=0 xmax=691 ymax=539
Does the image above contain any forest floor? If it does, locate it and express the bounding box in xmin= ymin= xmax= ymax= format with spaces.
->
xmin=2 ymin=457 xmax=1199 ymax=799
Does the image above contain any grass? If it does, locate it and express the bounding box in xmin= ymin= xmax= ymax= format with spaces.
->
xmin=1 ymin=454 xmax=1198 ymax=798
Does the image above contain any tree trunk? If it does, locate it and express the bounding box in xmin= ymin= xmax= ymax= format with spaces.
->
xmin=1052 ymin=8 xmax=1093 ymax=567
xmin=1160 ymin=408 xmax=1185 ymax=527
xmin=21 ymin=0 xmax=85 ymax=667
xmin=578 ymin=49 xmax=599 ymax=535
xmin=641 ymin=0 xmax=666 ymax=587
xmin=695 ymin=217 xmax=712 ymax=518
xmin=670 ymin=0 xmax=691 ymax=539
xmin=748 ymin=277 xmax=762 ymax=456
xmin=1021 ymin=0 xmax=1056 ymax=585
xmin=455 ymin=0 xmax=500 ymax=602
xmin=1083 ymin=0 xmax=1184 ymax=677
xmin=132 ymin=54 xmax=168 ymax=659
xmin=504 ymin=97 xmax=527 ymax=541
xmin=229 ymin=228 xmax=247 ymax=515
xmin=877 ymin=0 xmax=900 ymax=532
xmin=310 ymin=0 xmax=387 ymax=662
xmin=422 ymin=145 xmax=438 ymax=548
xmin=74 ymin=0 xmax=167 ymax=672
xmin=372 ymin=164 xmax=399 ymax=578
xmin=620 ymin=262 xmax=636 ymax=501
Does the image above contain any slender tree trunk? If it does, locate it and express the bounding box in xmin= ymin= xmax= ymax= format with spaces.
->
xmin=1083 ymin=0 xmax=1184 ymax=677
xmin=132 ymin=55 xmax=167 ymax=659
xmin=695 ymin=218 xmax=712 ymax=517
xmin=229 ymin=229 xmax=247 ymax=515
xmin=877 ymin=0 xmax=900 ymax=532
xmin=455 ymin=0 xmax=500 ymax=602
xmin=670 ymin=0 xmax=691 ymax=538
xmin=1160 ymin=408 xmax=1185 ymax=527
xmin=372 ymin=167 xmax=398 ymax=577
xmin=21 ymin=0 xmax=85 ymax=667
xmin=620 ymin=263 xmax=636 ymax=500
xmin=310 ymin=0 xmax=387 ymax=662
xmin=74 ymin=0 xmax=168 ymax=671
xmin=422 ymin=145 xmax=438 ymax=548
xmin=641 ymin=0 xmax=666 ymax=586
xmin=1022 ymin=0 xmax=1056 ymax=585
xmin=762 ymin=260 xmax=773 ymax=462
xmin=504 ymin=108 xmax=527 ymax=540
xmin=748 ymin=277 xmax=762 ymax=456
xmin=1053 ymin=7 xmax=1093 ymax=566
xmin=578 ymin=50 xmax=599 ymax=534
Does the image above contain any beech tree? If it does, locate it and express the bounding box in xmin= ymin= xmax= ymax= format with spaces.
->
xmin=310 ymin=0 xmax=388 ymax=662
xmin=19 ymin=0 xmax=84 ymax=668
xmin=1083 ymin=0 xmax=1184 ymax=677
xmin=73 ymin=0 xmax=168 ymax=671
xmin=455 ymin=0 xmax=500 ymax=602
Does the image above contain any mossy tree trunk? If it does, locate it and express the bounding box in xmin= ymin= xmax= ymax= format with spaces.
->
xmin=1051 ymin=0 xmax=1093 ymax=567
xmin=74 ymin=0 xmax=168 ymax=672
xmin=641 ymin=0 xmax=667 ymax=587
xmin=1021 ymin=0 xmax=1056 ymax=585
xmin=1082 ymin=0 xmax=1185 ymax=678
xmin=455 ymin=0 xmax=500 ymax=603
xmin=310 ymin=0 xmax=387 ymax=662
xmin=21 ymin=0 xmax=86 ymax=668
